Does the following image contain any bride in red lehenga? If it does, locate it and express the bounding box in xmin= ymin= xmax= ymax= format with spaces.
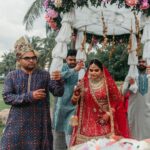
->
xmin=70 ymin=59 xmax=130 ymax=146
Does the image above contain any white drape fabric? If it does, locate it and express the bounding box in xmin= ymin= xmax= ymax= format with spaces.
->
xmin=126 ymin=34 xmax=138 ymax=93
xmin=127 ymin=34 xmax=138 ymax=78
xmin=72 ymin=3 xmax=141 ymax=35
xmin=141 ymin=15 xmax=150 ymax=65
xmin=128 ymin=34 xmax=138 ymax=65
xmin=75 ymin=32 xmax=87 ymax=62
xmin=75 ymin=31 xmax=87 ymax=80
xmin=75 ymin=31 xmax=84 ymax=52
xmin=50 ymin=9 xmax=75 ymax=73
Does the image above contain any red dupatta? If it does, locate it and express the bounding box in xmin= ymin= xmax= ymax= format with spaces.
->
xmin=70 ymin=66 xmax=130 ymax=146
xmin=103 ymin=67 xmax=130 ymax=137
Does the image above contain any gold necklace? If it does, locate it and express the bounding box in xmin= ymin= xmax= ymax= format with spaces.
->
xmin=89 ymin=77 xmax=104 ymax=90
xmin=89 ymin=80 xmax=107 ymax=111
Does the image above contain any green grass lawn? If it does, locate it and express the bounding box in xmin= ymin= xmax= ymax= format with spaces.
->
xmin=0 ymin=83 xmax=10 ymax=111
xmin=0 ymin=82 xmax=10 ymax=138
xmin=0 ymin=123 xmax=4 ymax=137
xmin=0 ymin=83 xmax=3 ymax=109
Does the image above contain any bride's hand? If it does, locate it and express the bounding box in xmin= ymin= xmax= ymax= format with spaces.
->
xmin=103 ymin=113 xmax=110 ymax=122
xmin=109 ymin=134 xmax=122 ymax=141
xmin=75 ymin=79 xmax=83 ymax=90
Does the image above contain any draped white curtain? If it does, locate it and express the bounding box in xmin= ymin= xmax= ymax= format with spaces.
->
xmin=75 ymin=31 xmax=87 ymax=61
xmin=50 ymin=9 xmax=75 ymax=73
xmin=127 ymin=34 xmax=138 ymax=78
xmin=141 ymin=15 xmax=150 ymax=65
xmin=75 ymin=31 xmax=87 ymax=80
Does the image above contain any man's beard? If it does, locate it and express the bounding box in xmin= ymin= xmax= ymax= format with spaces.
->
xmin=24 ymin=65 xmax=36 ymax=71
xmin=138 ymin=65 xmax=146 ymax=72
xmin=68 ymin=64 xmax=76 ymax=68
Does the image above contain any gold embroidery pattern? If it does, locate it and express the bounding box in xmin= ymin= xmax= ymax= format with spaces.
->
xmin=76 ymin=133 xmax=112 ymax=145
xmin=103 ymin=73 xmax=115 ymax=135
xmin=76 ymin=76 xmax=115 ymax=144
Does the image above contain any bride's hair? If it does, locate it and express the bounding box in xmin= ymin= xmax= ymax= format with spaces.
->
xmin=88 ymin=59 xmax=103 ymax=70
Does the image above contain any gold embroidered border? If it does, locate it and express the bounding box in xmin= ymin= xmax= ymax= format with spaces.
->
xmin=76 ymin=133 xmax=113 ymax=144
xmin=103 ymin=71 xmax=115 ymax=134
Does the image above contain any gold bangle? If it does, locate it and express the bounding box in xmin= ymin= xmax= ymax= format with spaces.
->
xmin=72 ymin=95 xmax=80 ymax=101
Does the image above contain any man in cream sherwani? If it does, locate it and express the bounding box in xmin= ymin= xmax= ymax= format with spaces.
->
xmin=122 ymin=56 xmax=150 ymax=140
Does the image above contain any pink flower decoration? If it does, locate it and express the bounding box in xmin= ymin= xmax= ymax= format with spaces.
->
xmin=140 ymin=0 xmax=149 ymax=10
xmin=95 ymin=144 xmax=100 ymax=150
xmin=120 ymin=142 xmax=125 ymax=147
xmin=47 ymin=8 xmax=58 ymax=18
xmin=48 ymin=21 xmax=57 ymax=30
xmin=127 ymin=145 xmax=132 ymax=150
xmin=45 ymin=14 xmax=50 ymax=22
xmin=106 ymin=141 xmax=116 ymax=146
xmin=144 ymin=138 xmax=150 ymax=143
xmin=125 ymin=0 xmax=138 ymax=6
xmin=45 ymin=14 xmax=58 ymax=30
xmin=43 ymin=0 xmax=49 ymax=9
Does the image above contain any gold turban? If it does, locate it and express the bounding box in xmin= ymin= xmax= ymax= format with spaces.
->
xmin=14 ymin=36 xmax=39 ymax=59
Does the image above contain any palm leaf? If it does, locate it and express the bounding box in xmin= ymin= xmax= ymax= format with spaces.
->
xmin=23 ymin=0 xmax=44 ymax=31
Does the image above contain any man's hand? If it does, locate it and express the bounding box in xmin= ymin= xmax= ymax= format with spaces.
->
xmin=75 ymin=79 xmax=83 ymax=91
xmin=33 ymin=89 xmax=46 ymax=100
xmin=74 ymin=61 xmax=84 ymax=72
xmin=51 ymin=70 xmax=61 ymax=80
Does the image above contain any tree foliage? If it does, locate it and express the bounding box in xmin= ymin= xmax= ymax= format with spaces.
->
xmin=0 ymin=53 xmax=16 ymax=75
xmin=29 ymin=32 xmax=56 ymax=70
xmin=87 ymin=44 xmax=129 ymax=81
xmin=0 ymin=34 xmax=56 ymax=75
xmin=23 ymin=0 xmax=44 ymax=31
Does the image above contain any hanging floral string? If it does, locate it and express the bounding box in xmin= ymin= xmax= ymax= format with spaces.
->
xmin=71 ymin=30 xmax=77 ymax=49
xmin=54 ymin=0 xmax=62 ymax=8
xmin=134 ymin=12 xmax=142 ymax=56
xmin=87 ymin=35 xmax=95 ymax=52
xmin=127 ymin=20 xmax=133 ymax=53
xmin=100 ymin=12 xmax=108 ymax=51
xmin=81 ymin=30 xmax=87 ymax=52
xmin=109 ymin=31 xmax=115 ymax=59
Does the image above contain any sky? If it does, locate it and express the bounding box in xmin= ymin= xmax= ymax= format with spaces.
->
xmin=0 ymin=0 xmax=46 ymax=60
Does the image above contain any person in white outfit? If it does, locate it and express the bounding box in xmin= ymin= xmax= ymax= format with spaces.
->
xmin=122 ymin=56 xmax=150 ymax=140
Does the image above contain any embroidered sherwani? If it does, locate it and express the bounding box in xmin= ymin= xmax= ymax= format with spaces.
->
xmin=122 ymin=73 xmax=150 ymax=140
xmin=0 ymin=69 xmax=64 ymax=150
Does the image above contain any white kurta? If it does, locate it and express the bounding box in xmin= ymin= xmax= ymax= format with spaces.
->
xmin=122 ymin=75 xmax=150 ymax=140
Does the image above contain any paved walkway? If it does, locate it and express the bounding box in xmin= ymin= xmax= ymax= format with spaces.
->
xmin=0 ymin=108 xmax=9 ymax=125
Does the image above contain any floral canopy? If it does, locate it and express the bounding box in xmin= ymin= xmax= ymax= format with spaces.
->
xmin=43 ymin=0 xmax=150 ymax=78
xmin=44 ymin=0 xmax=149 ymax=32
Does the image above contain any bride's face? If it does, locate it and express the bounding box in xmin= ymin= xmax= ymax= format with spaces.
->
xmin=88 ymin=63 xmax=103 ymax=80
